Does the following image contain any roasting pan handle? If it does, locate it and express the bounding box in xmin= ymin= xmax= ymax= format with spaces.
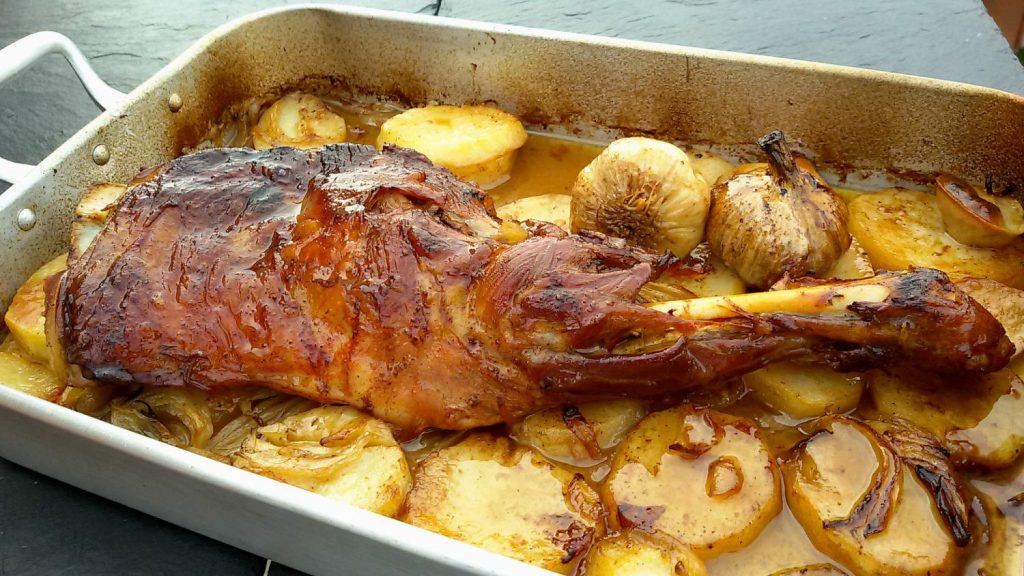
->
xmin=0 ymin=31 xmax=128 ymax=184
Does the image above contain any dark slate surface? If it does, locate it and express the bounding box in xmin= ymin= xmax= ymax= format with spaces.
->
xmin=0 ymin=1 xmax=1021 ymax=574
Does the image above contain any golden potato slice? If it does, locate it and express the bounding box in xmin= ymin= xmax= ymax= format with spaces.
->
xmin=971 ymin=464 xmax=1024 ymax=576
xmin=952 ymin=276 xmax=1024 ymax=358
xmin=704 ymin=508 xmax=843 ymax=575
xmin=402 ymin=433 xmax=604 ymax=573
xmin=69 ymin=183 xmax=126 ymax=260
xmin=252 ymin=92 xmax=347 ymax=150
xmin=825 ymin=237 xmax=874 ymax=280
xmin=681 ymin=253 xmax=746 ymax=298
xmin=510 ymin=399 xmax=648 ymax=468
xmin=5 ymin=253 xmax=68 ymax=363
xmin=496 ymin=193 xmax=571 ymax=230
xmin=0 ymin=348 xmax=64 ymax=400
xmin=233 ymin=406 xmax=411 ymax=517
xmin=691 ymin=152 xmax=735 ymax=188
xmin=603 ymin=406 xmax=781 ymax=558
xmin=744 ymin=362 xmax=864 ymax=420
xmin=377 ymin=105 xmax=527 ymax=189
xmin=767 ymin=565 xmax=848 ymax=576
xmin=848 ymin=189 xmax=1024 ymax=289
xmin=869 ymin=368 xmax=1024 ymax=468
xmin=785 ymin=417 xmax=965 ymax=576
xmin=579 ymin=530 xmax=707 ymax=576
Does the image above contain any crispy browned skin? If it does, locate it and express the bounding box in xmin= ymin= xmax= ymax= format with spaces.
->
xmin=56 ymin=145 xmax=1013 ymax=431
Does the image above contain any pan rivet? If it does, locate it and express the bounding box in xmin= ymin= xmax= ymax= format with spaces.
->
xmin=17 ymin=208 xmax=36 ymax=231
xmin=92 ymin=145 xmax=110 ymax=166
xmin=168 ymin=93 xmax=183 ymax=112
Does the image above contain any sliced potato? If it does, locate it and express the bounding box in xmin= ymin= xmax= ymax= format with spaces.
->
xmin=496 ymin=193 xmax=571 ymax=230
xmin=377 ymin=104 xmax=527 ymax=189
xmin=952 ymin=276 xmax=1024 ymax=358
xmin=680 ymin=252 xmax=746 ymax=298
xmin=691 ymin=152 xmax=735 ymax=188
xmin=640 ymin=244 xmax=746 ymax=304
xmin=233 ymin=406 xmax=411 ymax=517
xmin=767 ymin=565 xmax=848 ymax=576
xmin=5 ymin=253 xmax=67 ymax=363
xmin=0 ymin=348 xmax=64 ymax=400
xmin=69 ymin=183 xmax=126 ymax=260
xmin=744 ymin=362 xmax=864 ymax=420
xmin=848 ymin=189 xmax=1024 ymax=289
xmin=402 ymin=433 xmax=604 ymax=573
xmin=704 ymin=509 xmax=844 ymax=575
xmin=785 ymin=417 xmax=965 ymax=576
xmin=971 ymin=464 xmax=1024 ymax=576
xmin=510 ymin=399 xmax=648 ymax=468
xmin=579 ymin=530 xmax=707 ymax=576
xmin=603 ymin=406 xmax=781 ymax=558
xmin=825 ymin=237 xmax=874 ymax=280
xmin=869 ymin=368 xmax=1024 ymax=468
xmin=252 ymin=92 xmax=347 ymax=150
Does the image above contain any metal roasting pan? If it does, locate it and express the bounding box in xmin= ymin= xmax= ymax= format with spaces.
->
xmin=0 ymin=5 xmax=1023 ymax=575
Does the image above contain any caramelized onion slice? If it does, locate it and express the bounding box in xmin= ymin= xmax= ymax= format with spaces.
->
xmin=785 ymin=416 xmax=969 ymax=576
xmin=936 ymin=174 xmax=1024 ymax=248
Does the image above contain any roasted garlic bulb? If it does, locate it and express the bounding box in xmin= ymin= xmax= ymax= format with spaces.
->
xmin=707 ymin=131 xmax=850 ymax=289
xmin=571 ymin=137 xmax=710 ymax=257
xmin=252 ymin=92 xmax=348 ymax=150
xmin=935 ymin=174 xmax=1024 ymax=248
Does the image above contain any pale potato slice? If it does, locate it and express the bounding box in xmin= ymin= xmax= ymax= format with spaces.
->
xmin=233 ymin=406 xmax=411 ymax=517
xmin=5 ymin=253 xmax=68 ymax=363
xmin=681 ymin=252 xmax=746 ymax=298
xmin=767 ymin=565 xmax=848 ymax=576
xmin=869 ymin=368 xmax=1024 ymax=468
xmin=971 ymin=465 xmax=1024 ymax=576
xmin=496 ymin=193 xmax=571 ymax=230
xmin=252 ymin=92 xmax=347 ymax=150
xmin=402 ymin=433 xmax=604 ymax=573
xmin=510 ymin=399 xmax=648 ymax=467
xmin=785 ymin=417 xmax=964 ymax=576
xmin=603 ymin=406 xmax=781 ymax=558
xmin=952 ymin=276 xmax=1024 ymax=358
xmin=691 ymin=152 xmax=735 ymax=188
xmin=69 ymin=183 xmax=126 ymax=260
xmin=579 ymin=530 xmax=707 ymax=576
xmin=744 ymin=362 xmax=864 ymax=420
xmin=639 ymin=244 xmax=745 ymax=304
xmin=825 ymin=237 xmax=874 ymax=280
xmin=848 ymin=189 xmax=1024 ymax=289
xmin=0 ymin=348 xmax=64 ymax=401
xmin=377 ymin=105 xmax=527 ymax=189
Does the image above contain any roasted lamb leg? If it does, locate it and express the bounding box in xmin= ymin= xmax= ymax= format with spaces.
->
xmin=54 ymin=144 xmax=1013 ymax=431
